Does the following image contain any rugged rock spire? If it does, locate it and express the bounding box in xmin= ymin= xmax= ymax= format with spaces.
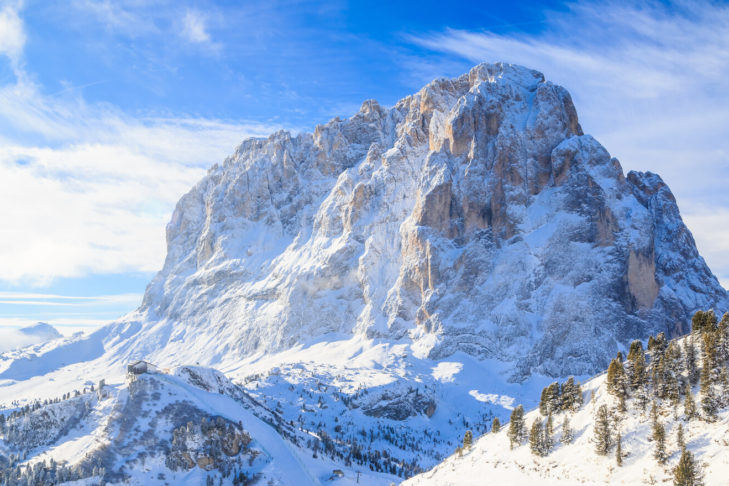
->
xmin=135 ymin=62 xmax=726 ymax=379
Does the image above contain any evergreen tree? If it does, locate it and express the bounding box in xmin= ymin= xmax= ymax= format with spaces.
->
xmin=673 ymin=448 xmax=703 ymax=486
xmin=691 ymin=310 xmax=717 ymax=335
xmin=700 ymin=328 xmax=720 ymax=421
xmin=542 ymin=418 xmax=553 ymax=456
xmin=607 ymin=356 xmax=628 ymax=411
xmin=700 ymin=383 xmax=718 ymax=421
xmin=652 ymin=419 xmax=667 ymax=464
xmin=648 ymin=332 xmax=668 ymax=359
xmin=491 ymin=417 xmax=500 ymax=433
xmin=561 ymin=416 xmax=573 ymax=445
xmin=684 ymin=383 xmax=697 ymax=420
xmin=539 ymin=387 xmax=548 ymax=416
xmin=463 ymin=430 xmax=473 ymax=450
xmin=627 ymin=339 xmax=644 ymax=362
xmin=676 ymin=423 xmax=685 ymax=451
xmin=718 ymin=312 xmax=729 ymax=364
xmin=561 ymin=377 xmax=583 ymax=412
xmin=529 ymin=419 xmax=544 ymax=457
xmin=508 ymin=405 xmax=526 ymax=449
xmin=546 ymin=411 xmax=554 ymax=436
xmin=630 ymin=346 xmax=648 ymax=391
xmin=684 ymin=337 xmax=699 ymax=386
xmin=539 ymin=382 xmax=561 ymax=415
xmin=664 ymin=342 xmax=683 ymax=406
xmin=615 ymin=432 xmax=623 ymax=467
xmin=593 ymin=404 xmax=612 ymax=456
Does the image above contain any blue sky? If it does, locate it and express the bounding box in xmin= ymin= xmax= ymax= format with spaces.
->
xmin=0 ymin=0 xmax=728 ymax=334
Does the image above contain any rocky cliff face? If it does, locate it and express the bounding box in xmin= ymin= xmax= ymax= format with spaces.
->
xmin=135 ymin=63 xmax=726 ymax=379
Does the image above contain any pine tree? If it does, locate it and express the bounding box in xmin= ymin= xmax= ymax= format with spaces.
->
xmin=463 ymin=430 xmax=473 ymax=450
xmin=684 ymin=337 xmax=699 ymax=386
xmin=684 ymin=383 xmax=697 ymax=420
xmin=718 ymin=312 xmax=729 ymax=364
xmin=561 ymin=377 xmax=583 ymax=412
xmin=491 ymin=417 xmax=500 ymax=433
xmin=630 ymin=346 xmax=648 ymax=391
xmin=546 ymin=412 xmax=554 ymax=436
xmin=700 ymin=328 xmax=720 ymax=421
xmin=508 ymin=405 xmax=526 ymax=449
xmin=539 ymin=387 xmax=548 ymax=416
xmin=652 ymin=419 xmax=667 ymax=464
xmin=607 ymin=356 xmax=629 ymax=411
xmin=648 ymin=332 xmax=668 ymax=358
xmin=593 ymin=404 xmax=612 ymax=456
xmin=700 ymin=383 xmax=718 ymax=421
xmin=561 ymin=416 xmax=573 ymax=445
xmin=691 ymin=310 xmax=717 ymax=335
xmin=676 ymin=423 xmax=685 ymax=451
xmin=673 ymin=448 xmax=703 ymax=486
xmin=542 ymin=418 xmax=553 ymax=456
xmin=540 ymin=382 xmax=561 ymax=415
xmin=627 ymin=339 xmax=643 ymax=362
xmin=529 ymin=419 xmax=544 ymax=456
xmin=615 ymin=432 xmax=623 ymax=467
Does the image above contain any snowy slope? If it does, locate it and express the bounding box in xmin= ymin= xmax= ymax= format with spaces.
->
xmin=404 ymin=332 xmax=729 ymax=486
xmin=0 ymin=365 xmax=402 ymax=485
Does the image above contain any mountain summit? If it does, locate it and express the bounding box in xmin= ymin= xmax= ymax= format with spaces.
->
xmin=128 ymin=62 xmax=726 ymax=379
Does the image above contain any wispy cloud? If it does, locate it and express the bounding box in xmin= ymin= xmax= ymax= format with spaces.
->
xmin=408 ymin=0 xmax=729 ymax=286
xmin=0 ymin=5 xmax=281 ymax=285
xmin=70 ymin=0 xmax=159 ymax=37
xmin=0 ymin=0 xmax=24 ymax=72
xmin=0 ymin=292 xmax=143 ymax=306
xmin=181 ymin=10 xmax=219 ymax=51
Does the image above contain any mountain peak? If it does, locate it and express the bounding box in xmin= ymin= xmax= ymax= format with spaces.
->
xmin=127 ymin=63 xmax=727 ymax=380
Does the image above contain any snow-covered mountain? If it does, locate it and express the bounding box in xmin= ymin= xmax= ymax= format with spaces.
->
xmin=1 ymin=62 xmax=727 ymax=485
xmin=92 ymin=62 xmax=727 ymax=378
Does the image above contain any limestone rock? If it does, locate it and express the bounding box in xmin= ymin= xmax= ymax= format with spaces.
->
xmin=119 ymin=63 xmax=727 ymax=379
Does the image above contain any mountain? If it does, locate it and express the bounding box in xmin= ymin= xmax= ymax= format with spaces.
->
xmin=17 ymin=323 xmax=62 ymax=340
xmin=0 ymin=323 xmax=62 ymax=354
xmin=131 ymin=62 xmax=724 ymax=378
xmin=1 ymin=62 xmax=727 ymax=484
xmin=403 ymin=325 xmax=729 ymax=486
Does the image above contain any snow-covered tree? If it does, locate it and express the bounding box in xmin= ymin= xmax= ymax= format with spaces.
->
xmin=593 ymin=404 xmax=612 ymax=456
xmin=673 ymin=447 xmax=703 ymax=486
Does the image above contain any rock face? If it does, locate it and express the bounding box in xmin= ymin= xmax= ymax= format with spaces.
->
xmin=134 ymin=63 xmax=726 ymax=379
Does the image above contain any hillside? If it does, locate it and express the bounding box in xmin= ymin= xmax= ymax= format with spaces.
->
xmin=405 ymin=311 xmax=729 ymax=485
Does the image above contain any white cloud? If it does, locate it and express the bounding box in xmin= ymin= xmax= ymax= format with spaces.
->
xmin=0 ymin=292 xmax=143 ymax=306
xmin=0 ymin=0 xmax=25 ymax=70
xmin=408 ymin=0 xmax=729 ymax=286
xmin=0 ymin=89 xmax=280 ymax=284
xmin=181 ymin=10 xmax=219 ymax=50
xmin=0 ymin=8 xmax=280 ymax=286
